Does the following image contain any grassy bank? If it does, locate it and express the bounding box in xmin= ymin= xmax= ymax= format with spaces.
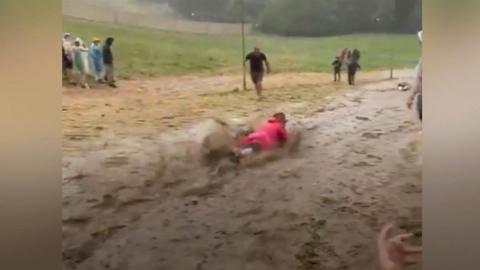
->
xmin=64 ymin=17 xmax=420 ymax=78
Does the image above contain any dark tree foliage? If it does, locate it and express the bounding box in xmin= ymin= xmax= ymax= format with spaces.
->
xmin=143 ymin=0 xmax=421 ymax=36
xmin=166 ymin=0 xmax=266 ymax=23
xmin=258 ymin=0 xmax=421 ymax=36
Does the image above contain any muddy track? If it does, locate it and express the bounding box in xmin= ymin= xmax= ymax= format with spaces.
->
xmin=62 ymin=71 xmax=421 ymax=270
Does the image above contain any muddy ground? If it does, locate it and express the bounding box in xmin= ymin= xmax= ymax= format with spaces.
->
xmin=62 ymin=71 xmax=422 ymax=270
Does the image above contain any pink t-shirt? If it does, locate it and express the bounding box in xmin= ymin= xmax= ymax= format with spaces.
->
xmin=241 ymin=117 xmax=288 ymax=149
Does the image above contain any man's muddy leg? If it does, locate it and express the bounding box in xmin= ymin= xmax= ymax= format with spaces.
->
xmin=250 ymin=72 xmax=260 ymax=98
xmin=255 ymin=72 xmax=264 ymax=99
xmin=256 ymin=82 xmax=263 ymax=98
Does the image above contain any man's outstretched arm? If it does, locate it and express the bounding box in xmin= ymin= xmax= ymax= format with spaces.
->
xmin=265 ymin=59 xmax=271 ymax=73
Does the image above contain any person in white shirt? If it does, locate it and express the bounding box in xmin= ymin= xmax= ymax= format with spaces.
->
xmin=407 ymin=31 xmax=423 ymax=122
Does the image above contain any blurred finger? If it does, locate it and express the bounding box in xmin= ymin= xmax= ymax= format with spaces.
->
xmin=404 ymin=245 xmax=422 ymax=253
xmin=378 ymin=223 xmax=394 ymax=242
xmin=392 ymin=233 xmax=413 ymax=243
xmin=381 ymin=223 xmax=394 ymax=234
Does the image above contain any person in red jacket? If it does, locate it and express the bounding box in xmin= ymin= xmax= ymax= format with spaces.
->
xmin=230 ymin=112 xmax=288 ymax=163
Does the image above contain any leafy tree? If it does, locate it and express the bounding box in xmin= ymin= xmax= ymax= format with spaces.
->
xmin=258 ymin=0 xmax=420 ymax=36
xmin=165 ymin=0 xmax=265 ymax=23
xmin=140 ymin=0 xmax=421 ymax=36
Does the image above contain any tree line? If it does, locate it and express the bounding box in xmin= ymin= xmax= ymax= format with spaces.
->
xmin=142 ymin=0 xmax=421 ymax=36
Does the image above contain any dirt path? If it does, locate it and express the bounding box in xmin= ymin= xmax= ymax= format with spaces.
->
xmin=62 ymin=71 xmax=421 ymax=270
xmin=62 ymin=71 xmax=398 ymax=154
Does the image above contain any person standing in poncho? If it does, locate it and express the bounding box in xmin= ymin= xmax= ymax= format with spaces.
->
xmin=72 ymin=40 xmax=90 ymax=88
xmin=89 ymin=38 xmax=104 ymax=83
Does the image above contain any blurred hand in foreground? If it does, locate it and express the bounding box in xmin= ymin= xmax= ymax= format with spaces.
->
xmin=377 ymin=223 xmax=422 ymax=270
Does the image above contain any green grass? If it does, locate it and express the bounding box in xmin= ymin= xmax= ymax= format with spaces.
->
xmin=64 ymin=17 xmax=421 ymax=78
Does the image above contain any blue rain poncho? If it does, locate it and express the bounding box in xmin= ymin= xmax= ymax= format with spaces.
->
xmin=89 ymin=43 xmax=103 ymax=75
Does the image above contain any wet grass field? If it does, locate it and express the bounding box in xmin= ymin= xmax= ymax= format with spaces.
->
xmin=64 ymin=17 xmax=420 ymax=78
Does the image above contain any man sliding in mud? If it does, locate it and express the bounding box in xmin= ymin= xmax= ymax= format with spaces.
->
xmin=229 ymin=112 xmax=288 ymax=164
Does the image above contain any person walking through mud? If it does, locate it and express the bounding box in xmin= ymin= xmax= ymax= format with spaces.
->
xmin=347 ymin=61 xmax=361 ymax=85
xmin=103 ymin=37 xmax=117 ymax=88
xmin=245 ymin=47 xmax=271 ymax=99
xmin=229 ymin=112 xmax=288 ymax=164
xmin=332 ymin=56 xmax=342 ymax=81
xmin=347 ymin=49 xmax=361 ymax=85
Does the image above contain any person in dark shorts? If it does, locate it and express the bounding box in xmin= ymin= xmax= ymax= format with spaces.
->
xmin=332 ymin=56 xmax=342 ymax=81
xmin=347 ymin=61 xmax=361 ymax=85
xmin=347 ymin=48 xmax=361 ymax=85
xmin=245 ymin=47 xmax=271 ymax=98
xmin=103 ymin=37 xmax=117 ymax=88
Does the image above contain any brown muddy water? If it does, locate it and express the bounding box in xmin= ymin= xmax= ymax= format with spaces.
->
xmin=62 ymin=71 xmax=422 ymax=270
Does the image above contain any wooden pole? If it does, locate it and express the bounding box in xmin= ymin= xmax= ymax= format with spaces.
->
xmin=390 ymin=44 xmax=394 ymax=79
xmin=241 ymin=0 xmax=247 ymax=91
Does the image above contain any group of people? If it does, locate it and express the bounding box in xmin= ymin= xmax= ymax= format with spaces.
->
xmin=243 ymin=46 xmax=362 ymax=101
xmin=62 ymin=33 xmax=117 ymax=89
xmin=332 ymin=48 xmax=361 ymax=85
